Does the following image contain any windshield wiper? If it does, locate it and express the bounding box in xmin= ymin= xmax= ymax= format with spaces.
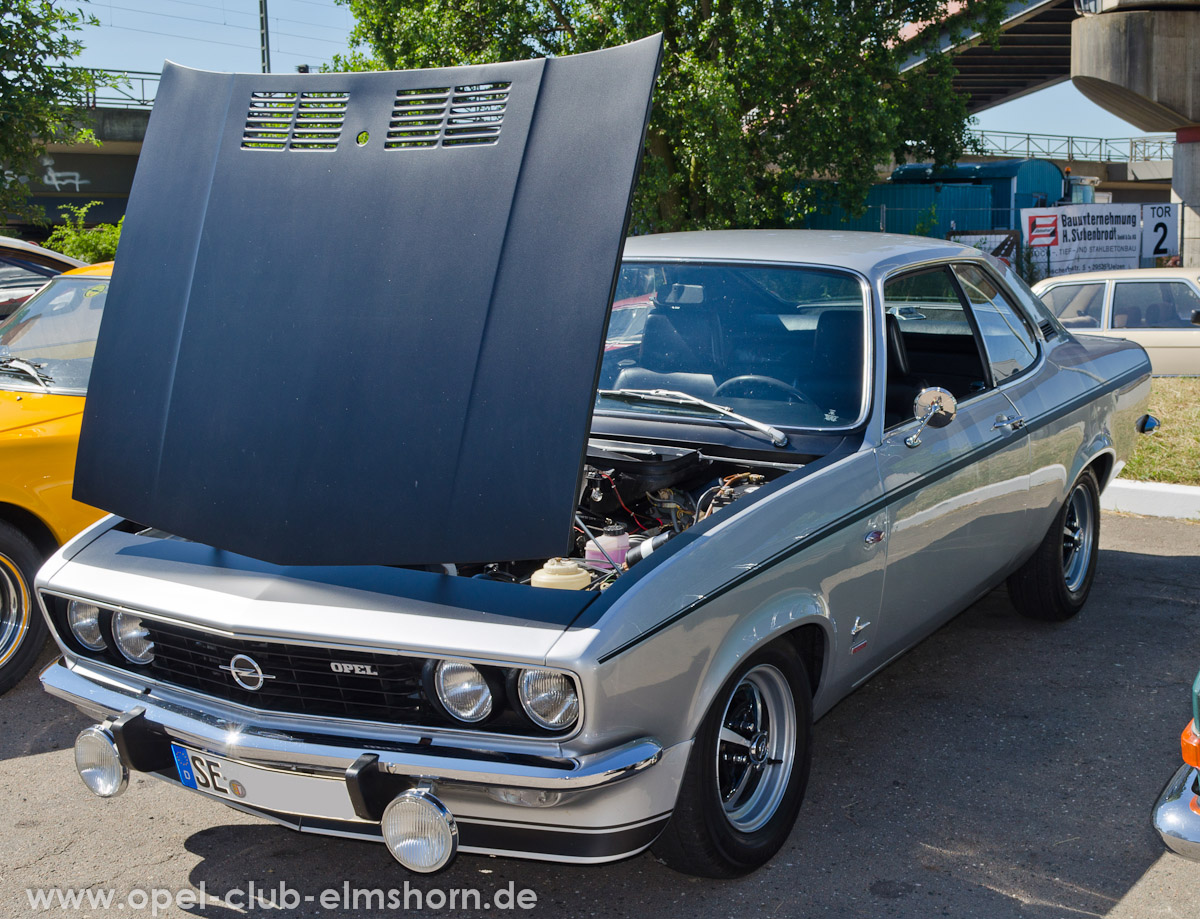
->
xmin=0 ymin=358 xmax=53 ymax=391
xmin=597 ymin=388 xmax=789 ymax=447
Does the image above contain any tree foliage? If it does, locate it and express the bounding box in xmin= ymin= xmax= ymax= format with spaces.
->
xmin=0 ymin=1 xmax=103 ymax=223
xmin=44 ymin=201 xmax=121 ymax=262
xmin=332 ymin=0 xmax=1006 ymax=232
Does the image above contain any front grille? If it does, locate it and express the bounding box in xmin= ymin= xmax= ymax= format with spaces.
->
xmin=145 ymin=622 xmax=430 ymax=725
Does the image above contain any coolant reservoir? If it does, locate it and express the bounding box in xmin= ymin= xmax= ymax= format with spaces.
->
xmin=585 ymin=524 xmax=629 ymax=569
xmin=530 ymin=557 xmax=592 ymax=590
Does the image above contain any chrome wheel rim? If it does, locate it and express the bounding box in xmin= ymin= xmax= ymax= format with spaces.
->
xmin=0 ymin=553 xmax=30 ymax=668
xmin=715 ymin=663 xmax=796 ymax=833
xmin=1062 ymin=483 xmax=1095 ymax=593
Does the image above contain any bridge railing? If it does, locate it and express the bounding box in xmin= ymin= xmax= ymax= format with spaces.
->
xmin=78 ymin=69 xmax=161 ymax=109
xmin=968 ymin=129 xmax=1175 ymax=162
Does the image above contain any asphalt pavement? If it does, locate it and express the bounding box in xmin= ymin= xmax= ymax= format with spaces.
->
xmin=2 ymin=511 xmax=1198 ymax=919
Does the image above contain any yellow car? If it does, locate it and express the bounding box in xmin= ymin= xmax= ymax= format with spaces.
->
xmin=0 ymin=262 xmax=110 ymax=691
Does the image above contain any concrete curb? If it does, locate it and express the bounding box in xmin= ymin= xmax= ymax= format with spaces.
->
xmin=1101 ymin=479 xmax=1200 ymax=521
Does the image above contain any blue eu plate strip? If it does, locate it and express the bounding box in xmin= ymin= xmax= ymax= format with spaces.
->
xmin=171 ymin=743 xmax=198 ymax=789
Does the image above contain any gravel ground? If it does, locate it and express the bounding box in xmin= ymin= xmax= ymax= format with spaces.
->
xmin=2 ymin=511 xmax=1197 ymax=919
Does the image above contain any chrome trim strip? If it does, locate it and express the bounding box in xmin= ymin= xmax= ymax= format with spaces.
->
xmin=41 ymin=658 xmax=660 ymax=791
xmin=1153 ymin=764 xmax=1200 ymax=862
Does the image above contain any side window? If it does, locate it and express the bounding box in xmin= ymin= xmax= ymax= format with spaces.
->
xmin=952 ymin=264 xmax=1038 ymax=383
xmin=1040 ymin=283 xmax=1105 ymax=329
xmin=1112 ymin=281 xmax=1200 ymax=329
xmin=882 ymin=267 xmax=988 ymax=420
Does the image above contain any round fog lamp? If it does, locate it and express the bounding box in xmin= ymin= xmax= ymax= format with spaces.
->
xmin=434 ymin=660 xmax=493 ymax=723
xmin=74 ymin=725 xmax=128 ymax=797
xmin=67 ymin=600 xmax=107 ymax=651
xmin=518 ymin=668 xmax=579 ymax=730
xmin=112 ymin=612 xmax=154 ymax=664
xmin=381 ymin=789 xmax=458 ymax=872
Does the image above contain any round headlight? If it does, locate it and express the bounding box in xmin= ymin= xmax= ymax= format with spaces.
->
xmin=517 ymin=668 xmax=579 ymax=730
xmin=74 ymin=725 xmax=128 ymax=798
xmin=112 ymin=612 xmax=154 ymax=664
xmin=434 ymin=660 xmax=493 ymax=723
xmin=67 ymin=600 xmax=107 ymax=651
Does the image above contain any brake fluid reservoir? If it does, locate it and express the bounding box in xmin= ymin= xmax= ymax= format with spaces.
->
xmin=531 ymin=557 xmax=592 ymax=590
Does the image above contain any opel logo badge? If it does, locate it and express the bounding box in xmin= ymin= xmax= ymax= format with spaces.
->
xmin=219 ymin=653 xmax=275 ymax=692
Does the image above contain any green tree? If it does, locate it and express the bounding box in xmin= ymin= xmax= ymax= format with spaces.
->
xmin=44 ymin=201 xmax=121 ymax=262
xmin=0 ymin=1 xmax=105 ymax=223
xmin=331 ymin=0 xmax=1005 ymax=231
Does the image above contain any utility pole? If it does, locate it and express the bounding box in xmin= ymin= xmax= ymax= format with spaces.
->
xmin=259 ymin=0 xmax=271 ymax=73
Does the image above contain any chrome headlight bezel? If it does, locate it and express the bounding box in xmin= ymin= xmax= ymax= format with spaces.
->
xmin=430 ymin=659 xmax=496 ymax=724
xmin=112 ymin=611 xmax=155 ymax=665
xmin=66 ymin=600 xmax=107 ymax=651
xmin=516 ymin=667 xmax=580 ymax=731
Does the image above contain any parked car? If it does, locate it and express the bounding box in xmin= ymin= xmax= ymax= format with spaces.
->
xmin=38 ymin=230 xmax=1155 ymax=876
xmin=1153 ymin=668 xmax=1200 ymax=861
xmin=0 ymin=262 xmax=109 ymax=693
xmin=0 ymin=236 xmax=86 ymax=322
xmin=36 ymin=44 xmax=1154 ymax=879
xmin=1032 ymin=268 xmax=1200 ymax=375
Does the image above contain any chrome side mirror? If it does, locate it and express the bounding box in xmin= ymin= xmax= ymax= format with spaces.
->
xmin=1191 ymin=309 xmax=1200 ymax=327
xmin=905 ymin=387 xmax=958 ymax=448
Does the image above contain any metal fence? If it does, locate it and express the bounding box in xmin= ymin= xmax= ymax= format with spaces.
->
xmin=82 ymin=69 xmax=161 ymax=109
xmin=968 ymin=130 xmax=1175 ymax=163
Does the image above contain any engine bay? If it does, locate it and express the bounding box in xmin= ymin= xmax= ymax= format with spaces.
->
xmin=455 ymin=439 xmax=800 ymax=591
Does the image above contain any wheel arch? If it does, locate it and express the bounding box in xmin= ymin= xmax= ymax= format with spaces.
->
xmin=1084 ymin=449 xmax=1115 ymax=493
xmin=679 ymin=594 xmax=831 ymax=745
xmin=0 ymin=503 xmax=58 ymax=560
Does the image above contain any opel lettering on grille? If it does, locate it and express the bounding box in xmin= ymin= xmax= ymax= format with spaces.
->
xmin=219 ymin=653 xmax=276 ymax=691
xmin=330 ymin=662 xmax=380 ymax=676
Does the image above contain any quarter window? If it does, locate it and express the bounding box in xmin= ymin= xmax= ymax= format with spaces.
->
xmin=1040 ymin=283 xmax=1105 ymax=329
xmin=1111 ymin=281 xmax=1200 ymax=329
xmin=952 ymin=264 xmax=1038 ymax=383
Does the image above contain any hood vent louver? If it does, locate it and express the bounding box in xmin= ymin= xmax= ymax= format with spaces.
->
xmin=242 ymin=91 xmax=348 ymax=151
xmin=387 ymin=82 xmax=509 ymax=150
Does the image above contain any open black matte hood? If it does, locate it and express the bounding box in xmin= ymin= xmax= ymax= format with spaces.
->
xmin=74 ymin=35 xmax=662 ymax=566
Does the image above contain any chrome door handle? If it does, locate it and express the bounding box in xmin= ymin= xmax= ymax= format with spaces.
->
xmin=993 ymin=414 xmax=1025 ymax=431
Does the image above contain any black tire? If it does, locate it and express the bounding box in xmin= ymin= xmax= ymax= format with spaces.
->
xmin=0 ymin=521 xmax=47 ymax=694
xmin=1007 ymin=468 xmax=1101 ymax=622
xmin=652 ymin=642 xmax=813 ymax=878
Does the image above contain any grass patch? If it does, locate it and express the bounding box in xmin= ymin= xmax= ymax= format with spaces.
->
xmin=1122 ymin=377 xmax=1200 ymax=487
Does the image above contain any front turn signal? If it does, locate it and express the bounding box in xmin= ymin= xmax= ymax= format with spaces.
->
xmin=1181 ymin=720 xmax=1200 ymax=770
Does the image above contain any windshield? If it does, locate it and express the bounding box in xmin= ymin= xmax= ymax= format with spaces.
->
xmin=596 ymin=261 xmax=868 ymax=429
xmin=0 ymin=275 xmax=108 ymax=395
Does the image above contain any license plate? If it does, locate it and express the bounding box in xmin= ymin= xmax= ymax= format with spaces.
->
xmin=169 ymin=743 xmax=362 ymax=822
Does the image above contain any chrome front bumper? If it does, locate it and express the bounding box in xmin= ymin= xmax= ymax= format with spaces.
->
xmin=42 ymin=657 xmax=661 ymax=790
xmin=42 ymin=657 xmax=679 ymax=864
xmin=1153 ymin=764 xmax=1200 ymax=862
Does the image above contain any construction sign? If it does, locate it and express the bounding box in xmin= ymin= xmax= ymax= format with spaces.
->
xmin=1019 ymin=204 xmax=1141 ymax=276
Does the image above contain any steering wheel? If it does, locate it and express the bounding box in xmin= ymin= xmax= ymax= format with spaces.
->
xmin=713 ymin=375 xmax=813 ymax=405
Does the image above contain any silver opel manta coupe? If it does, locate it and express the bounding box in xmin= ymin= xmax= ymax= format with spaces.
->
xmin=37 ymin=37 xmax=1153 ymax=878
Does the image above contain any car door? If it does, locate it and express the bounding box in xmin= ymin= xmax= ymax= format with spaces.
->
xmin=869 ymin=263 xmax=1032 ymax=671
xmin=1109 ymin=279 xmax=1200 ymax=375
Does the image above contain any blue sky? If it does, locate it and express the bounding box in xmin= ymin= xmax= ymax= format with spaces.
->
xmin=71 ymin=0 xmax=1151 ymax=140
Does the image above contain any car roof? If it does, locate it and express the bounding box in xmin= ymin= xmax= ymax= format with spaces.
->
xmin=0 ymin=235 xmax=87 ymax=269
xmin=1033 ymin=267 xmax=1200 ymax=287
xmin=622 ymin=229 xmax=982 ymax=278
xmin=60 ymin=261 xmax=113 ymax=278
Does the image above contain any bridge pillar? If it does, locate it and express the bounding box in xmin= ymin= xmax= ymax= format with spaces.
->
xmin=1072 ymin=7 xmax=1200 ymax=264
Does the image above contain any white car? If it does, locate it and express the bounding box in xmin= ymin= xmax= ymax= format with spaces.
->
xmin=1032 ymin=268 xmax=1200 ymax=375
